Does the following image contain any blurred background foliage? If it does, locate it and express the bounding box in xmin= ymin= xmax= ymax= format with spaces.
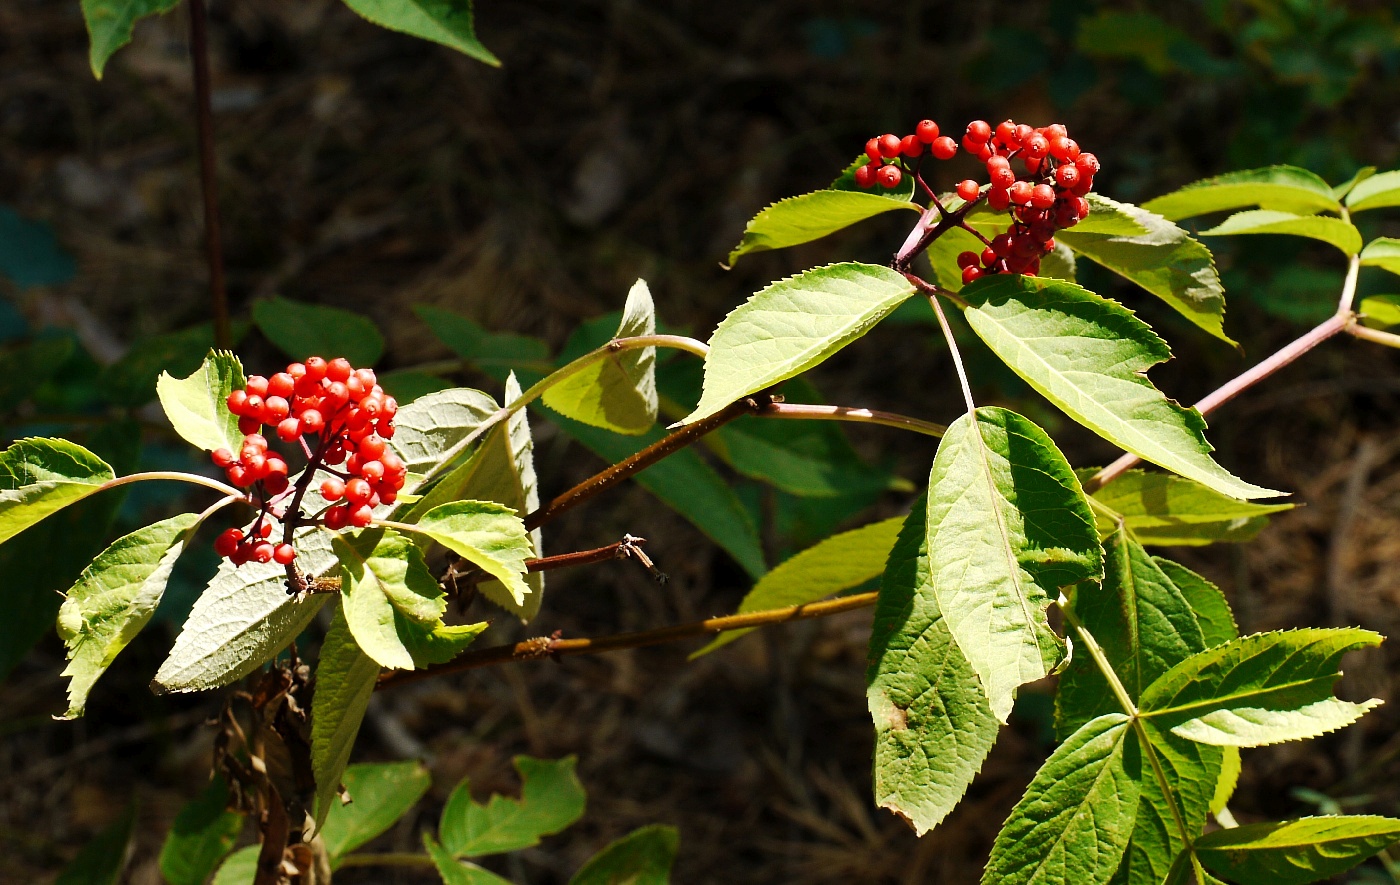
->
xmin=3 ymin=0 xmax=1400 ymax=882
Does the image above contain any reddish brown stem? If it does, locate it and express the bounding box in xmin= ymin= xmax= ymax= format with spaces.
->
xmin=188 ymin=0 xmax=230 ymax=350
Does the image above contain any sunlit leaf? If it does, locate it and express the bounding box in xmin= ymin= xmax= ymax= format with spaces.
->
xmin=1197 ymin=210 xmax=1362 ymax=257
xmin=311 ymin=603 xmax=381 ymax=830
xmin=322 ymin=761 xmax=432 ymax=864
xmin=1089 ymin=469 xmax=1290 ymax=546
xmin=81 ymin=0 xmax=181 ymax=78
xmin=157 ymin=350 xmax=247 ymax=454
xmin=1196 ymin=816 xmax=1400 ymax=885
xmin=569 ymin=824 xmax=679 ymax=885
xmin=336 ymin=528 xmax=447 ymax=669
xmin=340 ymin=0 xmax=500 ymax=65
xmin=543 ymin=279 xmax=658 ymax=434
xmin=0 ymin=437 xmax=115 ymax=545
xmin=727 ymin=187 xmax=920 ymax=266
xmin=1142 ymin=166 xmax=1341 ymax=220
xmin=1360 ymin=237 xmax=1400 ymax=279
xmin=1345 ymin=169 xmax=1400 ymax=213
xmin=411 ymin=501 xmax=533 ymax=608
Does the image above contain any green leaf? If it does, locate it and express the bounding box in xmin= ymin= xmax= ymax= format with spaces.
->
xmin=0 ymin=337 xmax=75 ymax=405
xmin=1142 ymin=166 xmax=1341 ymax=221
xmin=153 ymin=529 xmax=335 ymax=693
xmin=0 ymin=205 xmax=77 ymax=287
xmin=1197 ymin=210 xmax=1362 ymax=257
xmin=928 ymin=407 xmax=1102 ymax=721
xmin=1359 ymin=294 xmax=1400 ymax=329
xmin=159 ymin=775 xmax=245 ymax=885
xmin=210 ymin=845 xmax=259 ymax=885
xmin=982 ymin=714 xmax=1140 ymax=885
xmin=440 ymin=756 xmax=586 ymax=857
xmin=867 ymin=498 xmax=999 ymax=834
xmin=727 ymin=187 xmax=920 ymax=266
xmin=1360 ymin=237 xmax=1400 ymax=279
xmin=413 ymin=306 xmax=553 ymax=378
xmin=311 ymin=603 xmax=381 ymax=830
xmin=0 ymin=437 xmax=115 ymax=545
xmin=379 ymin=369 xmax=453 ymax=404
xmin=251 ymin=296 xmax=385 ymax=367
xmin=390 ymin=387 xmax=502 ymax=484
xmin=57 ymin=512 xmax=202 ymax=718
xmin=569 ymin=824 xmax=679 ymax=885
xmin=1171 ymin=697 xmax=1382 ymax=747
xmin=962 ymin=274 xmax=1279 ymax=500
xmin=81 ymin=0 xmax=181 ymax=78
xmin=322 ymin=761 xmax=432 ymax=863
xmin=683 ymin=262 xmax=916 ymax=424
xmin=55 ymin=802 xmax=136 ymax=885
xmin=1090 ymin=469 xmax=1291 ymax=546
xmin=1196 ymin=816 xmax=1400 ymax=885
xmin=336 ymin=528 xmax=448 ymax=669
xmin=157 ymin=350 xmax=247 ymax=453
xmin=1056 ymin=532 xmax=1206 ymax=737
xmin=926 ymin=224 xmax=989 ymax=292
xmin=713 ymin=411 xmax=899 ymax=498
xmin=1332 ymin=167 xmax=1376 ymax=200
xmin=1155 ymin=559 xmax=1237 ymax=647
xmin=1057 ymin=195 xmax=1233 ymax=345
xmin=340 ymin=0 xmax=499 ymax=65
xmin=411 ymin=501 xmax=533 ymax=608
xmin=543 ymin=279 xmax=658 ymax=435
xmin=1140 ymin=629 xmax=1384 ymax=737
xmin=1211 ymin=745 xmax=1242 ymax=815
xmin=424 ymin=833 xmax=514 ymax=884
xmin=1345 ymin=169 xmax=1400 ymax=213
xmin=693 ymin=516 xmax=902 ymax=658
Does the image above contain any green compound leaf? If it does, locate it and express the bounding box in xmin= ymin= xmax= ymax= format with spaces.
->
xmin=543 ymin=279 xmax=658 ymax=435
xmin=1345 ymin=169 xmax=1400 ymax=213
xmin=0 ymin=437 xmax=115 ymax=545
xmin=322 ymin=761 xmax=432 ymax=864
xmin=159 ymin=775 xmax=245 ymax=885
xmin=1197 ymin=210 xmax=1362 ymax=257
xmin=157 ymin=350 xmax=246 ymax=453
xmin=1360 ymin=237 xmax=1400 ymax=279
xmin=81 ymin=0 xmax=181 ymax=78
xmin=341 ymin=0 xmax=499 ymax=65
xmin=55 ymin=802 xmax=136 ymax=885
xmin=411 ymin=501 xmax=533 ymax=608
xmin=1142 ymin=166 xmax=1341 ymax=220
xmin=153 ymin=528 xmax=335 ymax=693
xmin=251 ymin=296 xmax=385 ymax=367
xmin=727 ymin=187 xmax=920 ymax=266
xmin=1156 ymin=558 xmax=1237 ymax=647
xmin=310 ymin=603 xmax=382 ymax=831
xmin=389 ymin=387 xmax=501 ymax=483
xmin=928 ymin=407 xmax=1101 ymax=722
xmin=57 ymin=512 xmax=202 ymax=719
xmin=1196 ymin=815 xmax=1400 ymax=885
xmin=867 ymin=498 xmax=998 ymax=835
xmin=1057 ymin=194 xmax=1233 ymax=345
xmin=336 ymin=528 xmax=449 ymax=669
xmin=1090 ymin=469 xmax=1291 ymax=546
xmin=569 ymin=824 xmax=680 ymax=885
xmin=1171 ymin=697 xmax=1382 ymax=747
xmin=962 ymin=274 xmax=1279 ymax=500
xmin=440 ymin=755 xmax=586 ymax=858
xmin=693 ymin=516 xmax=903 ymax=658
xmin=683 ymin=262 xmax=916 ymax=424
xmin=1359 ymin=294 xmax=1400 ymax=329
xmin=1116 ymin=722 xmax=1223 ymax=885
xmin=1140 ymin=628 xmax=1384 ymax=740
xmin=982 ymin=714 xmax=1140 ymax=885
xmin=424 ymin=833 xmax=513 ymax=884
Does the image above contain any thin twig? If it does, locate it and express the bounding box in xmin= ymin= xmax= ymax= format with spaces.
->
xmin=187 ymin=0 xmax=230 ymax=350
xmin=758 ymin=401 xmax=946 ymax=438
xmin=376 ymin=591 xmax=878 ymax=690
xmin=439 ymin=537 xmax=648 ymax=596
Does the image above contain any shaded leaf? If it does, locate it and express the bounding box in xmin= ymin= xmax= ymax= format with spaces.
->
xmin=311 ymin=603 xmax=381 ymax=830
xmin=714 ymin=411 xmax=899 ymax=498
xmin=440 ymin=756 xmax=586 ymax=857
xmin=157 ymin=350 xmax=247 ymax=453
xmin=1154 ymin=559 xmax=1237 ymax=647
xmin=1332 ymin=167 xmax=1376 ymax=200
xmin=251 ymin=296 xmax=385 ymax=367
xmin=379 ymin=369 xmax=453 ymax=404
xmin=341 ymin=0 xmax=499 ymax=65
xmin=543 ymin=279 xmax=658 ymax=434
xmin=159 ymin=775 xmax=245 ymax=885
xmin=1345 ymin=170 xmax=1400 ymax=213
xmin=413 ymin=306 xmax=552 ymax=378
xmin=0 ymin=336 xmax=75 ymax=406
xmin=1112 ymin=722 xmax=1222 ymax=885
xmin=210 ymin=845 xmax=259 ymax=885
xmin=0 ymin=206 xmax=77 ymax=287
xmin=107 ymin=323 xmax=245 ymax=408
xmin=322 ymin=761 xmax=432 ymax=863
xmin=727 ymin=187 xmax=920 ymax=266
xmin=0 ymin=437 xmax=115 ymax=545
xmin=1143 ymin=166 xmax=1340 ymax=220
xmin=81 ymin=0 xmax=180 ymax=78
xmin=55 ymin=802 xmax=135 ymax=885
xmin=1196 ymin=816 xmax=1400 ymax=885
xmin=1090 ymin=469 xmax=1290 ymax=546
xmin=424 ymin=833 xmax=514 ymax=884
xmin=569 ymin=824 xmax=679 ymax=885
xmin=1198 ymin=210 xmax=1362 ymax=257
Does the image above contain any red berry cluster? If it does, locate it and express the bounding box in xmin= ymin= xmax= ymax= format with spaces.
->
xmin=853 ymin=120 xmax=958 ymax=190
xmin=214 ymin=521 xmax=294 ymax=567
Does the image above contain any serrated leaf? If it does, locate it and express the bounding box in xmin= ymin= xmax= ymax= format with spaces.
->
xmin=1196 ymin=815 xmax=1400 ymax=885
xmin=867 ymin=498 xmax=998 ymax=834
xmin=713 ymin=411 xmax=899 ymax=498
xmin=569 ymin=824 xmax=679 ymax=885
xmin=57 ymin=512 xmax=202 ymax=718
xmin=336 ymin=528 xmax=447 ymax=669
xmin=153 ymin=529 xmax=335 ymax=693
xmin=929 ymin=407 xmax=1101 ymax=721
xmin=159 ymin=775 xmax=245 ymax=885
xmin=543 ymin=279 xmax=658 ymax=434
xmin=1171 ymin=697 xmax=1382 ymax=747
xmin=1090 ymin=469 xmax=1291 ymax=546
xmin=413 ymin=306 xmax=553 ymax=378
xmin=1140 ymin=629 xmax=1384 ymax=734
xmin=1057 ymin=195 xmax=1233 ymax=345
xmin=962 ymin=274 xmax=1278 ymax=500
xmin=210 ymin=844 xmax=259 ymax=885
xmin=0 ymin=437 xmax=115 ymax=545
xmin=1198 ymin=210 xmax=1362 ymax=256
xmin=1142 ymin=166 xmax=1341 ymax=220
xmin=440 ymin=756 xmax=586 ymax=857
xmin=390 ymin=387 xmax=502 ymax=485
xmin=727 ymin=187 xmax=920 ymax=265
xmin=1113 ymin=722 xmax=1222 ymax=885
xmin=322 ymin=761 xmax=432 ymax=863
xmin=81 ymin=0 xmax=181 ymax=78
xmin=683 ymin=262 xmax=916 ymax=424
xmin=694 ymin=516 xmax=902 ymax=658
xmin=411 ymin=501 xmax=533 ymax=607
xmin=341 ymin=0 xmax=499 ymax=65
xmin=157 ymin=350 xmax=247 ymax=453
xmin=1359 ymin=294 xmax=1400 ymax=329
xmin=1155 ymin=559 xmax=1237 ymax=647
xmin=1345 ymin=169 xmax=1400 ymax=213
xmin=983 ymin=714 xmax=1140 ymax=885
xmin=311 ymin=603 xmax=380 ymax=830
xmin=424 ymin=833 xmax=513 ymax=884
xmin=1212 ymin=745 xmax=1241 ymax=815
xmin=55 ymin=802 xmax=135 ymax=885
xmin=251 ymin=296 xmax=385 ymax=367
xmin=1360 ymin=237 xmax=1400 ymax=279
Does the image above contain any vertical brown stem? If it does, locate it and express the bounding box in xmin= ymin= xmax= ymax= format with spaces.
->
xmin=188 ymin=0 xmax=231 ymax=349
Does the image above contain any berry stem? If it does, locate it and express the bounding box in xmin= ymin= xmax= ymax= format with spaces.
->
xmin=280 ymin=435 xmax=330 ymax=592
xmin=893 ymin=195 xmax=984 ymax=271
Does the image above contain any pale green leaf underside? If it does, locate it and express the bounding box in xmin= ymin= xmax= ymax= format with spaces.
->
xmin=1142 ymin=165 xmax=1341 ymax=220
xmin=440 ymin=755 xmax=586 ymax=858
xmin=389 ymin=386 xmax=500 ymax=483
xmin=81 ymin=0 xmax=181 ymax=78
xmin=156 ymin=350 xmax=246 ymax=453
xmin=684 ymin=262 xmax=916 ymax=424
xmin=424 ymin=834 xmax=513 ymax=884
xmin=727 ymin=188 xmax=920 ymax=265
xmin=1360 ymin=237 xmax=1400 ymax=278
xmin=341 ymin=0 xmax=500 ymax=65
xmin=928 ymin=407 xmax=1101 ymax=722
xmin=1091 ymin=469 xmax=1291 ymax=546
xmin=336 ymin=529 xmax=447 ymax=670
xmin=412 ymin=501 xmax=533 ymax=607
xmin=694 ymin=516 xmax=902 ymax=657
xmin=962 ymin=274 xmax=1279 ymax=500
xmin=568 ymin=824 xmax=679 ymax=885
xmin=1345 ymin=169 xmax=1400 ymax=212
xmin=1198 ymin=209 xmax=1362 ymax=256
xmin=58 ymin=512 xmax=201 ymax=719
xmin=1170 ymin=697 xmax=1382 ymax=747
xmin=0 ymin=437 xmax=115 ymax=545
xmin=867 ymin=498 xmax=998 ymax=835
xmin=1196 ymin=815 xmax=1400 ymax=885
xmin=311 ymin=603 xmax=381 ymax=830
xmin=321 ymin=761 xmax=432 ymax=863
xmin=982 ymin=714 xmax=1140 ymax=885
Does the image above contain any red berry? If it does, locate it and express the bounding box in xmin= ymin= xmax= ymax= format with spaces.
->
xmin=360 ymin=460 xmax=385 ymax=482
xmin=853 ymin=163 xmax=877 ymax=188
xmin=349 ymin=505 xmax=374 ymax=528
xmin=915 ymin=120 xmax=940 ymax=143
xmin=1030 ymin=184 xmax=1057 ymax=209
xmin=986 ymin=156 xmax=1014 ymax=188
xmin=1075 ymin=153 xmax=1100 ymax=176
xmin=960 ymin=133 xmax=983 ymax=154
xmin=264 ymin=396 xmax=290 ymax=422
xmin=955 ymin=180 xmax=980 ymax=201
xmin=226 ymin=464 xmax=250 ymax=486
xmin=323 ymin=504 xmax=349 ymax=530
xmin=900 ymin=135 xmax=923 ymax=157
xmin=877 ymin=133 xmax=902 ymax=159
xmin=865 ymin=138 xmax=882 ymax=163
xmin=995 ymin=120 xmax=1017 ymax=144
xmin=1072 ymin=175 xmax=1094 ymax=196
xmin=961 ymin=265 xmax=984 ymax=285
xmin=243 ymin=394 xmax=265 ymax=418
xmin=245 ymin=376 xmax=269 ymax=398
xmin=345 ymin=478 xmax=373 ymax=506
xmin=326 ymin=358 xmax=353 ymax=383
xmin=930 ymin=136 xmax=958 ymax=160
xmin=323 ymin=382 xmax=350 ymax=411
xmin=991 ymin=233 xmax=1014 ymax=256
xmin=957 ymin=251 xmax=980 ymax=269
xmin=1023 ymin=135 xmax=1049 ymax=159
xmin=267 ymin=373 xmax=295 ymax=399
xmin=380 ymin=451 xmax=404 ymax=474
xmin=226 ymin=389 xmax=249 ymax=415
xmin=1056 ymin=164 xmax=1080 ymax=188
xmin=380 ymin=489 xmax=398 ymax=505
xmin=264 ymin=474 xmax=290 ymax=496
xmin=273 ymin=543 xmax=296 ymax=565
xmin=214 ymin=528 xmax=242 ymax=558
xmin=1043 ymin=123 xmax=1068 ymax=139
xmin=238 ymin=415 xmax=261 ymax=436
xmin=1049 ymin=136 xmax=1079 ymax=162
xmin=981 ymin=247 xmax=998 ymax=266
xmin=1009 ymin=181 xmax=1034 ymax=205
xmin=986 ymin=187 xmax=1011 ymax=210
xmin=965 ymin=120 xmax=991 ymax=142
xmin=299 ymin=409 xmax=325 ymax=434
xmin=358 ymin=435 xmax=387 ymax=460
xmin=303 ymin=356 xmax=328 ymax=381
xmin=321 ymin=477 xmax=345 ymax=501
xmin=211 ymin=448 xmax=236 ymax=468
xmin=252 ymin=542 xmax=275 ymax=564
xmin=876 ymin=165 xmax=903 ymax=189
